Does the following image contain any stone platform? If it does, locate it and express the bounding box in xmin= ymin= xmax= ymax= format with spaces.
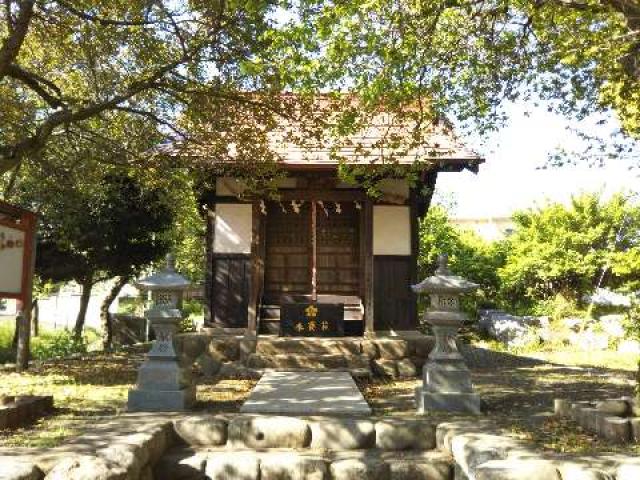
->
xmin=240 ymin=371 xmax=372 ymax=416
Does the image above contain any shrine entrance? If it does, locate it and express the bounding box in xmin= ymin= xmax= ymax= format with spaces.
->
xmin=262 ymin=199 xmax=363 ymax=335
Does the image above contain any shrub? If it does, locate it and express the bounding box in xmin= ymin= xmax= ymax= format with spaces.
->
xmin=31 ymin=330 xmax=89 ymax=360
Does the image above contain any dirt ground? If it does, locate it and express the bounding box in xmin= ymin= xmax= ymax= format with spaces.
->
xmin=1 ymin=345 xmax=638 ymax=455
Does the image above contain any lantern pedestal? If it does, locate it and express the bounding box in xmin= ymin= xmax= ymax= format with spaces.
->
xmin=128 ymin=306 xmax=195 ymax=411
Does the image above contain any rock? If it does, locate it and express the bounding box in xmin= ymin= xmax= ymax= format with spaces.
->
xmin=218 ymin=361 xmax=261 ymax=379
xmin=375 ymin=340 xmax=409 ymax=360
xmin=599 ymin=315 xmax=626 ymax=338
xmin=99 ymin=443 xmax=144 ymax=479
xmin=599 ymin=417 xmax=630 ymax=443
xmin=173 ymin=416 xmax=227 ymax=446
xmin=570 ymin=331 xmax=609 ymax=352
xmin=360 ymin=341 xmax=379 ymax=359
xmin=228 ymin=416 xmax=311 ymax=449
xmin=616 ymin=461 xmax=640 ymax=480
xmin=208 ymin=338 xmax=240 ymax=362
xmin=618 ymin=340 xmax=640 ymax=354
xmin=330 ymin=458 xmax=390 ymax=480
xmin=45 ymin=456 xmax=124 ymax=480
xmin=577 ymin=407 xmax=600 ymax=432
xmin=205 ymin=452 xmax=259 ymax=480
xmin=475 ymin=459 xmax=560 ymax=480
xmin=595 ymin=399 xmax=629 ymax=416
xmin=239 ymin=337 xmax=257 ymax=361
xmin=554 ymin=399 xmax=572 ymax=417
xmin=388 ymin=458 xmax=451 ymax=480
xmin=138 ymin=466 xmax=153 ymax=480
xmin=195 ymin=354 xmax=221 ymax=377
xmin=396 ymin=359 xmax=417 ymax=378
xmin=153 ymin=448 xmax=206 ymax=480
xmin=260 ymin=453 xmax=327 ymax=480
xmin=372 ymin=359 xmax=397 ymax=377
xmin=175 ymin=334 xmax=207 ymax=361
xmin=375 ymin=419 xmax=436 ymax=450
xmin=631 ymin=418 xmax=640 ymax=443
xmin=0 ymin=460 xmax=43 ymax=480
xmin=407 ymin=337 xmax=435 ymax=358
xmin=557 ymin=463 xmax=612 ymax=480
xmin=309 ymin=419 xmax=375 ymax=450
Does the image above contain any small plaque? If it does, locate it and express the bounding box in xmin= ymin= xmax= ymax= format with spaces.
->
xmin=280 ymin=303 xmax=344 ymax=337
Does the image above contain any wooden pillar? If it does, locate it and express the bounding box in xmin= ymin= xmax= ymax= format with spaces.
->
xmin=363 ymin=198 xmax=375 ymax=336
xmin=409 ymin=188 xmax=420 ymax=329
xmin=311 ymin=200 xmax=318 ymax=302
xmin=247 ymin=202 xmax=264 ymax=335
xmin=203 ymin=205 xmax=216 ymax=327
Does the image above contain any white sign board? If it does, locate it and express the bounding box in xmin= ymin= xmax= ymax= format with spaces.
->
xmin=0 ymin=224 xmax=26 ymax=295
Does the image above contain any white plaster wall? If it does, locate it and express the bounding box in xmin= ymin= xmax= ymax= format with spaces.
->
xmin=214 ymin=203 xmax=253 ymax=254
xmin=373 ymin=205 xmax=411 ymax=255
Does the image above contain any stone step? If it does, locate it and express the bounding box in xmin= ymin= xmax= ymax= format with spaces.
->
xmin=245 ymin=353 xmax=370 ymax=370
xmin=255 ymin=338 xmax=364 ymax=356
xmin=155 ymin=447 xmax=452 ymax=480
xmin=173 ymin=415 xmax=438 ymax=451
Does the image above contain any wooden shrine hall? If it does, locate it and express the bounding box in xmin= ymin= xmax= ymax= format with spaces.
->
xmin=180 ymin=113 xmax=483 ymax=337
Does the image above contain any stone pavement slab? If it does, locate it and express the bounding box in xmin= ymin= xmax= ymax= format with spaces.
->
xmin=240 ymin=371 xmax=372 ymax=416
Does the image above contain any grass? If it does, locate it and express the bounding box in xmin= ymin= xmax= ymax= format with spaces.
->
xmin=0 ymin=348 xmax=256 ymax=448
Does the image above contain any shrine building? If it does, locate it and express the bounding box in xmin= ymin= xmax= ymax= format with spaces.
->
xmin=173 ymin=110 xmax=482 ymax=337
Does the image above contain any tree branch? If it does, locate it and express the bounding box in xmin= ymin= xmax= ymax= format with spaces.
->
xmin=5 ymin=63 xmax=64 ymax=107
xmin=0 ymin=0 xmax=34 ymax=79
xmin=54 ymin=0 xmax=159 ymax=27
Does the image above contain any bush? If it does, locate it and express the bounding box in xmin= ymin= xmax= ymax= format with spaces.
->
xmin=31 ymin=329 xmax=91 ymax=360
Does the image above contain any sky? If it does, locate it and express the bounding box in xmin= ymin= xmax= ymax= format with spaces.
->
xmin=436 ymin=102 xmax=640 ymax=219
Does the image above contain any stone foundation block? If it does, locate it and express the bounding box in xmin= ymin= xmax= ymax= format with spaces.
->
xmin=330 ymin=458 xmax=390 ymax=480
xmin=260 ymin=453 xmax=327 ymax=480
xmin=631 ymin=418 xmax=640 ymax=443
xmin=175 ymin=334 xmax=207 ymax=361
xmin=173 ymin=416 xmax=227 ymax=446
xmin=474 ymin=459 xmax=560 ymax=480
xmin=228 ymin=416 xmax=311 ymax=449
xmin=205 ymin=452 xmax=259 ymax=480
xmin=99 ymin=443 xmax=144 ymax=479
xmin=0 ymin=460 xmax=43 ymax=480
xmin=577 ymin=407 xmax=599 ymax=432
xmin=372 ymin=359 xmax=397 ymax=377
xmin=375 ymin=419 xmax=436 ymax=450
xmin=554 ymin=399 xmax=571 ymax=417
xmin=208 ymin=338 xmax=240 ymax=362
xmin=376 ymin=339 xmax=409 ymax=360
xmin=416 ymin=389 xmax=481 ymax=415
xmin=361 ymin=341 xmax=379 ymax=359
xmin=599 ymin=416 xmax=630 ymax=443
xmin=396 ymin=358 xmax=418 ymax=378
xmin=595 ymin=399 xmax=629 ymax=416
xmin=195 ymin=354 xmax=221 ymax=378
xmin=153 ymin=448 xmax=206 ymax=480
xmin=309 ymin=419 xmax=375 ymax=450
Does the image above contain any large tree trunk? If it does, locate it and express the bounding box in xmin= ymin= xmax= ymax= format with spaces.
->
xmin=74 ymin=280 xmax=93 ymax=340
xmin=100 ymin=276 xmax=129 ymax=350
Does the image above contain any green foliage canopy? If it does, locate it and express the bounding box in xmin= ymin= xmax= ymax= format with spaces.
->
xmin=499 ymin=193 xmax=640 ymax=305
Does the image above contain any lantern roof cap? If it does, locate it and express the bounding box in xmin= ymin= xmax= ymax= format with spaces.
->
xmin=136 ymin=254 xmax=191 ymax=291
xmin=411 ymin=254 xmax=479 ymax=294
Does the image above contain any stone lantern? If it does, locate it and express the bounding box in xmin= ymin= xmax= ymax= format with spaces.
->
xmin=128 ymin=254 xmax=196 ymax=411
xmin=412 ymin=254 xmax=481 ymax=414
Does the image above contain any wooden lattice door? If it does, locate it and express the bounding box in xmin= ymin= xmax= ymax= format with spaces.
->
xmin=264 ymin=202 xmax=311 ymax=302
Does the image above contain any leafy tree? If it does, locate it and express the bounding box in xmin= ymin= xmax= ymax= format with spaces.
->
xmin=419 ymin=205 xmax=506 ymax=309
xmin=25 ymin=169 xmax=174 ymax=342
xmin=499 ymin=193 xmax=640 ymax=308
xmin=0 ymin=1 xmax=319 ymax=177
xmin=270 ymin=1 xmax=640 ymax=161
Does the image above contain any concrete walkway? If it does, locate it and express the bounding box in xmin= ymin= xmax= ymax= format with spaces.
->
xmin=240 ymin=371 xmax=372 ymax=416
